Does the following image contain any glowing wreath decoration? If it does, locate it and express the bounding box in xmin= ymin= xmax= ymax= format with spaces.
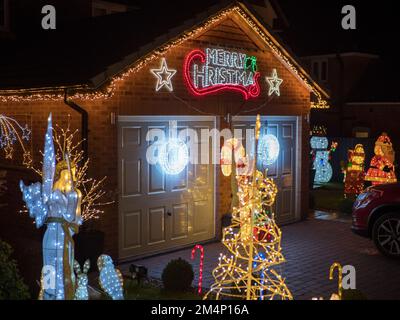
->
xmin=159 ymin=139 xmax=189 ymax=175
xmin=257 ymin=134 xmax=280 ymax=167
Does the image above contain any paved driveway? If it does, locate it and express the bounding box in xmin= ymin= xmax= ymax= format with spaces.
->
xmin=121 ymin=218 xmax=400 ymax=300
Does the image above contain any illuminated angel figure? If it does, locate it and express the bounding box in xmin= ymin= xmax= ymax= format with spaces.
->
xmin=204 ymin=116 xmax=292 ymax=301
xmin=98 ymin=255 xmax=124 ymax=300
xmin=20 ymin=114 xmax=82 ymax=300
xmin=0 ymin=114 xmax=32 ymax=166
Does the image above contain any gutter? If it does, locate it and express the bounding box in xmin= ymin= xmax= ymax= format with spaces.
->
xmin=63 ymin=89 xmax=89 ymax=164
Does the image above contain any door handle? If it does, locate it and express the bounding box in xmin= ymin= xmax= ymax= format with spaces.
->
xmin=167 ymin=212 xmax=172 ymax=217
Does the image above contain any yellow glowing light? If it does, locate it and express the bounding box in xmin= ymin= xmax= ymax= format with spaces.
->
xmin=329 ymin=262 xmax=343 ymax=300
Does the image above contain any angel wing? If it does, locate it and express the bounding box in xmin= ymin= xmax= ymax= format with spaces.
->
xmin=42 ymin=113 xmax=56 ymax=204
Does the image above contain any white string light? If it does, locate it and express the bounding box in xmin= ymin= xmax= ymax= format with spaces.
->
xmin=151 ymin=58 xmax=177 ymax=92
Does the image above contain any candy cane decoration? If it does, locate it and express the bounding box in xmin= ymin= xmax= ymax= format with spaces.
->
xmin=191 ymin=245 xmax=204 ymax=295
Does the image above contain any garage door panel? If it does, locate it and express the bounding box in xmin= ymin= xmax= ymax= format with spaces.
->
xmin=282 ymin=124 xmax=294 ymax=139
xmin=170 ymin=169 xmax=188 ymax=192
xmin=122 ymin=159 xmax=142 ymax=197
xmin=148 ymin=207 xmax=166 ymax=245
xmin=122 ymin=126 xmax=141 ymax=148
xmin=123 ymin=210 xmax=142 ymax=249
xmin=282 ymin=147 xmax=293 ymax=176
xmin=194 ymin=164 xmax=209 ymax=186
xmin=171 ymin=203 xmax=189 ymax=240
xmin=281 ymin=189 xmax=293 ymax=216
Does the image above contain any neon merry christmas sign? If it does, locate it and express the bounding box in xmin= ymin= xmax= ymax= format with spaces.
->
xmin=184 ymin=48 xmax=261 ymax=100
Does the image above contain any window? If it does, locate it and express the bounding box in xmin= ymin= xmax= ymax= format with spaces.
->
xmin=311 ymin=59 xmax=328 ymax=82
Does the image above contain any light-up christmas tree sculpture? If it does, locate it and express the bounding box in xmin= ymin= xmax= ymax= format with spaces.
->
xmin=204 ymin=115 xmax=292 ymax=300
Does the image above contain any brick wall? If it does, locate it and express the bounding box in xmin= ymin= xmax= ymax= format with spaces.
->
xmin=0 ymin=15 xmax=312 ymax=263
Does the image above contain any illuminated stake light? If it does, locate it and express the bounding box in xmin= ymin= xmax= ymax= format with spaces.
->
xmin=159 ymin=138 xmax=189 ymax=175
xmin=257 ymin=134 xmax=280 ymax=167
xmin=266 ymin=69 xmax=283 ymax=97
xmin=184 ymin=48 xmax=261 ymax=100
xmin=150 ymin=58 xmax=177 ymax=92
xmin=191 ymin=245 xmax=205 ymax=295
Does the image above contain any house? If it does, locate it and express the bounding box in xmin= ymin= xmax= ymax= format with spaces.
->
xmin=0 ymin=0 xmax=328 ymax=262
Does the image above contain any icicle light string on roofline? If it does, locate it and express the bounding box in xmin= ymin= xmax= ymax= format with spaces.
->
xmin=0 ymin=5 xmax=328 ymax=109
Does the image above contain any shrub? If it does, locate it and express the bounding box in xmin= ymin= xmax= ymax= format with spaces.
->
xmin=162 ymin=258 xmax=194 ymax=292
xmin=0 ymin=239 xmax=30 ymax=300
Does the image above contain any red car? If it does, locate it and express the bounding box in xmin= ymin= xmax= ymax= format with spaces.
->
xmin=352 ymin=183 xmax=400 ymax=258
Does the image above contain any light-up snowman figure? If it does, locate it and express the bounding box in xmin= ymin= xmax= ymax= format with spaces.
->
xmin=311 ymin=136 xmax=337 ymax=184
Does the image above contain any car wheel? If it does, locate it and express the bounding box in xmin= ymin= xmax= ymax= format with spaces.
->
xmin=372 ymin=213 xmax=400 ymax=259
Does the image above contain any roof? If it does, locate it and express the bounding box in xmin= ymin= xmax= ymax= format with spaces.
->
xmin=0 ymin=0 xmax=328 ymax=105
xmin=347 ymin=57 xmax=400 ymax=103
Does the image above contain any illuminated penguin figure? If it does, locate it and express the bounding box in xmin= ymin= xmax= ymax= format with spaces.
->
xmin=20 ymin=114 xmax=82 ymax=300
xmin=98 ymin=255 xmax=124 ymax=300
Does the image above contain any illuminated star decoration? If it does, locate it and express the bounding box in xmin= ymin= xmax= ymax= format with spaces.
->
xmin=0 ymin=115 xmax=32 ymax=165
xmin=151 ymin=58 xmax=177 ymax=92
xmin=266 ymin=69 xmax=283 ymax=97
xmin=21 ymin=124 xmax=31 ymax=141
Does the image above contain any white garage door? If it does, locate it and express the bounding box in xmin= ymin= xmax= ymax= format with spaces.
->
xmin=118 ymin=116 xmax=216 ymax=259
xmin=233 ymin=116 xmax=301 ymax=225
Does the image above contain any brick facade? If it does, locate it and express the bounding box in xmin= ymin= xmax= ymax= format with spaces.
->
xmin=0 ymin=14 xmax=313 ymax=266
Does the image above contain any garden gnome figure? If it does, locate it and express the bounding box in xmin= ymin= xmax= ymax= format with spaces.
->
xmin=20 ymin=114 xmax=82 ymax=300
xmin=365 ymin=133 xmax=397 ymax=186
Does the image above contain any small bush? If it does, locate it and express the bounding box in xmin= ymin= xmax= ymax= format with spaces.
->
xmin=162 ymin=258 xmax=194 ymax=292
xmin=339 ymin=198 xmax=355 ymax=214
xmin=0 ymin=239 xmax=30 ymax=300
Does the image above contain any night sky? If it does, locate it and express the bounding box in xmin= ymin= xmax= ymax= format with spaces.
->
xmin=119 ymin=0 xmax=399 ymax=58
